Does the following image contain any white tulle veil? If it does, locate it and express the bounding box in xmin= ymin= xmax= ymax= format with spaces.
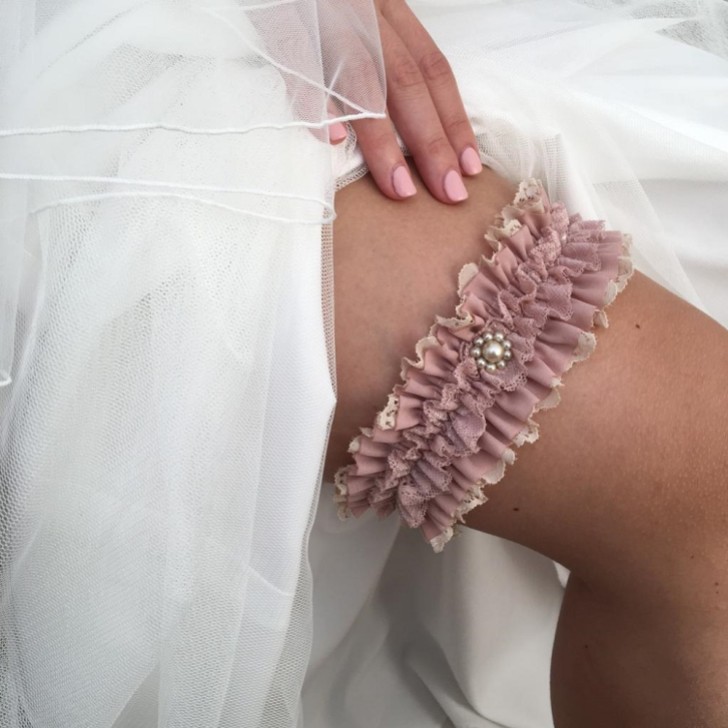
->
xmin=0 ymin=2 xmax=385 ymax=726
xmin=1 ymin=1 xmax=727 ymax=727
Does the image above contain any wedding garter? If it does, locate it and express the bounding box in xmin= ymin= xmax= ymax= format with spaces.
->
xmin=334 ymin=179 xmax=634 ymax=552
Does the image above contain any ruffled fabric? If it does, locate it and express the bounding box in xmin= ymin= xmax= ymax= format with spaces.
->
xmin=334 ymin=179 xmax=633 ymax=552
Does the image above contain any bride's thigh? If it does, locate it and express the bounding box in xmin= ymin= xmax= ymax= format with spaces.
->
xmin=327 ymin=164 xmax=728 ymax=604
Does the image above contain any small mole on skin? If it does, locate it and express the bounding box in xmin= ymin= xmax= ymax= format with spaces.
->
xmin=513 ymin=507 xmax=520 ymax=512
xmin=716 ymin=582 xmax=720 ymax=587
xmin=635 ymin=323 xmax=641 ymax=329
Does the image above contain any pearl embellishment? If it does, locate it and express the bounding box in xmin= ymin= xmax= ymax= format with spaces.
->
xmin=470 ymin=330 xmax=512 ymax=372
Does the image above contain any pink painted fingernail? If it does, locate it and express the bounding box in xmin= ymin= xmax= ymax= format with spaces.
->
xmin=329 ymin=122 xmax=348 ymax=143
xmin=460 ymin=146 xmax=483 ymax=176
xmin=444 ymin=169 xmax=468 ymax=202
xmin=392 ymin=165 xmax=417 ymax=199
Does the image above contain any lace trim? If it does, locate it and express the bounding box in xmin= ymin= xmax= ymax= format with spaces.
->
xmin=334 ymin=179 xmax=633 ymax=552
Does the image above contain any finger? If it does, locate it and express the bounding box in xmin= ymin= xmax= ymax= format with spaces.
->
xmin=327 ymin=101 xmax=349 ymax=144
xmin=350 ymin=114 xmax=417 ymax=200
xmin=329 ymin=121 xmax=348 ymax=144
xmin=381 ymin=0 xmax=482 ymax=177
xmin=318 ymin=6 xmax=411 ymax=200
xmin=378 ymin=15 xmax=468 ymax=204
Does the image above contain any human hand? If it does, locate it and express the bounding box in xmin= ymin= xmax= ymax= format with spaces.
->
xmin=329 ymin=0 xmax=482 ymax=204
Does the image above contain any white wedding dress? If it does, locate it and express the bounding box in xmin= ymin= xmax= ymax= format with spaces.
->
xmin=1 ymin=2 xmax=726 ymax=727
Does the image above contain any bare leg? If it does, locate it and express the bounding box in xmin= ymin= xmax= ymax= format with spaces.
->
xmin=326 ymin=164 xmax=728 ymax=726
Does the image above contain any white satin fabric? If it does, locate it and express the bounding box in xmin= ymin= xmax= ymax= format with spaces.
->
xmin=1 ymin=1 xmax=727 ymax=727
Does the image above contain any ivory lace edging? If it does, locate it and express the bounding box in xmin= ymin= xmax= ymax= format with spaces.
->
xmin=334 ymin=178 xmax=633 ymax=553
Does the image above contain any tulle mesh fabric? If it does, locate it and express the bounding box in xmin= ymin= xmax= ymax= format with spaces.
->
xmin=2 ymin=1 xmax=728 ymax=727
xmin=0 ymin=2 xmax=384 ymax=727
xmin=0 ymin=0 xmax=387 ymax=384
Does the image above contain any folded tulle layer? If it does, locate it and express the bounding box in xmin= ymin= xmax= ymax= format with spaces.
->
xmin=334 ymin=179 xmax=633 ymax=552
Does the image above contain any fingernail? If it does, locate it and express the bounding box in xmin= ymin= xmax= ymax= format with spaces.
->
xmin=329 ymin=122 xmax=348 ymax=143
xmin=444 ymin=169 xmax=468 ymax=202
xmin=392 ymin=165 xmax=417 ymax=199
xmin=460 ymin=147 xmax=483 ymax=176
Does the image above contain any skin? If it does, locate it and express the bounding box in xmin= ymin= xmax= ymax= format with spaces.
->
xmin=330 ymin=0 xmax=483 ymax=204
xmin=325 ymin=162 xmax=728 ymax=726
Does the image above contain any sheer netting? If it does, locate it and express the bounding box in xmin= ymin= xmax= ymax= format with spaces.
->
xmin=0 ymin=2 xmax=384 ymax=728
xmin=2 ymin=1 xmax=728 ymax=728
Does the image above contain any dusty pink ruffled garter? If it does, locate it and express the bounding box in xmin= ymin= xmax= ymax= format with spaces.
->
xmin=334 ymin=179 xmax=633 ymax=552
